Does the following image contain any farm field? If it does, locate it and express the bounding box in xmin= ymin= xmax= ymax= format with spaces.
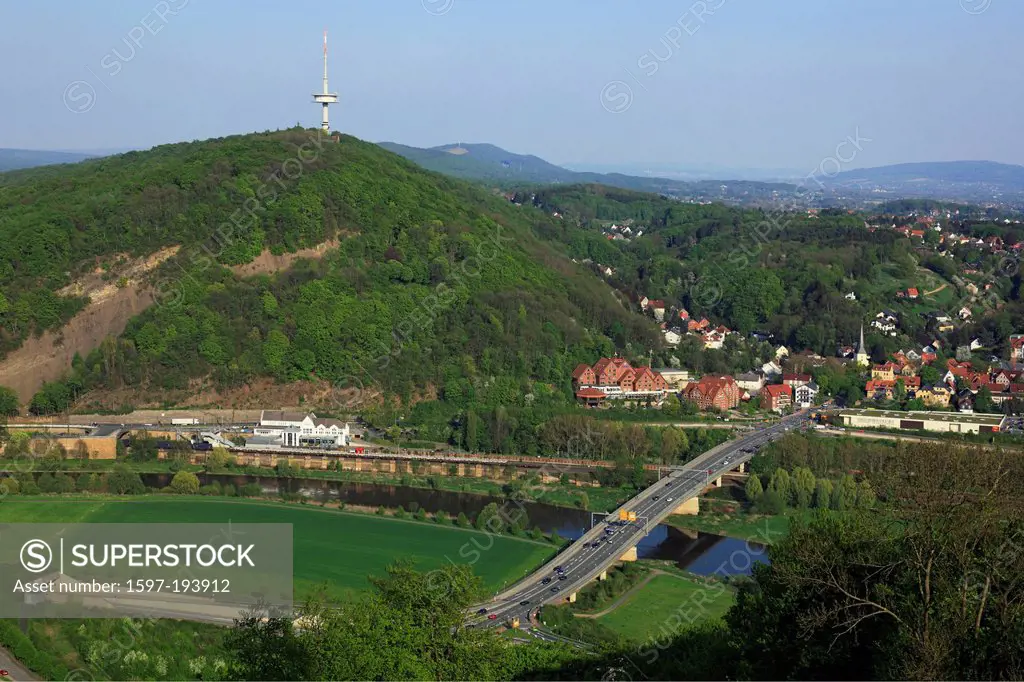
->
xmin=0 ymin=498 xmax=554 ymax=598
xmin=597 ymin=574 xmax=735 ymax=642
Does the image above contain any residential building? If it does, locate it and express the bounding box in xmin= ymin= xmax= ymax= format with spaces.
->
xmin=783 ymin=373 xmax=811 ymax=388
xmin=663 ymin=329 xmax=682 ymax=347
xmin=762 ymin=361 xmax=783 ymax=378
xmin=735 ymin=372 xmax=764 ymax=394
xmin=761 ymin=384 xmax=792 ymax=412
xmin=683 ymin=376 xmax=741 ymax=410
xmin=1011 ymin=334 xmax=1024 ymax=362
xmin=916 ymin=385 xmax=952 ymax=408
xmin=794 ymin=382 xmax=819 ymax=408
xmin=871 ymin=363 xmax=897 ymax=381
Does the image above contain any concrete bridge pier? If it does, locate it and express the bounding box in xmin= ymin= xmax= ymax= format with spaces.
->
xmin=739 ymin=461 xmax=748 ymax=473
xmin=567 ymin=592 xmax=577 ymax=603
xmin=619 ymin=546 xmax=638 ymax=562
xmin=672 ymin=497 xmax=699 ymax=515
xmin=598 ymin=570 xmax=607 ymax=581
xmin=712 ymin=476 xmax=722 ymax=487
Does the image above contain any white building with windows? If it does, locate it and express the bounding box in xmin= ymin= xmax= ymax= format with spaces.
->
xmin=257 ymin=410 xmax=350 ymax=448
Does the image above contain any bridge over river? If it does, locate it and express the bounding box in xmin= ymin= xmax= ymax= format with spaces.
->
xmin=470 ymin=409 xmax=811 ymax=629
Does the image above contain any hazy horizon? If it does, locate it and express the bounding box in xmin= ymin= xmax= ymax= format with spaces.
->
xmin=2 ymin=0 xmax=1021 ymax=172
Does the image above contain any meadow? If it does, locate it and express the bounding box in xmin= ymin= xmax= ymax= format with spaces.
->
xmin=0 ymin=497 xmax=554 ymax=598
xmin=596 ymin=574 xmax=735 ymax=642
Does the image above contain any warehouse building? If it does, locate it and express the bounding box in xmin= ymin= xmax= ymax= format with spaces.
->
xmin=837 ymin=408 xmax=1005 ymax=434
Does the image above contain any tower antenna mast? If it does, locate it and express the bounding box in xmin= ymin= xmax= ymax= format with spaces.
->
xmin=313 ymin=29 xmax=339 ymax=133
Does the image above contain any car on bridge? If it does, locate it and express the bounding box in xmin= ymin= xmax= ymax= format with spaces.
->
xmin=477 ymin=608 xmax=487 ymax=614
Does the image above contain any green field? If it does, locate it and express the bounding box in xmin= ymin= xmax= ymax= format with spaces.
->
xmin=0 ymin=498 xmax=554 ymax=598
xmin=597 ymin=574 xmax=735 ymax=642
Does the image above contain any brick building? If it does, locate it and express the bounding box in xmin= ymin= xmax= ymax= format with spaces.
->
xmin=682 ymin=376 xmax=740 ymax=410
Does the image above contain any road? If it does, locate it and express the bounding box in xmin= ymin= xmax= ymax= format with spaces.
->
xmin=0 ymin=646 xmax=37 ymax=681
xmin=470 ymin=409 xmax=812 ymax=629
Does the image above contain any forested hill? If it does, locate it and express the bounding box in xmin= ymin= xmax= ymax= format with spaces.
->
xmin=0 ymin=129 xmax=658 ymax=412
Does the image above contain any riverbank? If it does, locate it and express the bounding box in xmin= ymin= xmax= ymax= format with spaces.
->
xmin=665 ymin=504 xmax=799 ymax=546
xmin=0 ymin=458 xmax=637 ymax=514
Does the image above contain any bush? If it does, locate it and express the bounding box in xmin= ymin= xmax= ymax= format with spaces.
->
xmin=199 ymin=482 xmax=222 ymax=496
xmin=222 ymin=483 xmax=236 ymax=497
xmin=414 ymin=508 xmax=428 ymax=521
xmin=377 ymin=505 xmax=387 ymax=516
xmin=240 ymin=482 xmax=262 ymax=497
xmin=0 ymin=620 xmax=70 ymax=681
xmin=169 ymin=470 xmax=200 ymax=495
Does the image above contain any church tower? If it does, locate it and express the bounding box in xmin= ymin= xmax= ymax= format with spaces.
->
xmin=855 ymin=324 xmax=869 ymax=367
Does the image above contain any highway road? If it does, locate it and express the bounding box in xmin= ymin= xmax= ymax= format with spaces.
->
xmin=469 ymin=409 xmax=812 ymax=629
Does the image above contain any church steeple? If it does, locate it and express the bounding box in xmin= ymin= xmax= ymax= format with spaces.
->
xmin=855 ymin=324 xmax=869 ymax=366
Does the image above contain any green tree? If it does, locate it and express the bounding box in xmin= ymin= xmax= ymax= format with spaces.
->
xmin=855 ymin=480 xmax=876 ymax=509
xmin=659 ymin=427 xmax=689 ymax=464
xmin=745 ymin=473 xmax=764 ymax=504
xmin=169 ymin=470 xmax=200 ymax=495
xmin=975 ymin=385 xmax=996 ymax=413
xmin=768 ymin=468 xmax=792 ymax=505
xmin=791 ymin=467 xmax=816 ymax=508
xmin=226 ymin=562 xmax=511 ymax=680
xmin=456 ymin=511 xmax=470 ymax=527
xmin=108 ymin=466 xmax=145 ymax=494
xmin=831 ymin=474 xmax=857 ymax=511
xmin=0 ymin=386 xmax=19 ymax=416
xmin=813 ymin=478 xmax=834 ymax=509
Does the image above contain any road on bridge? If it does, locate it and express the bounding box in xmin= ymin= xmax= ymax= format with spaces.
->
xmin=470 ymin=409 xmax=812 ymax=630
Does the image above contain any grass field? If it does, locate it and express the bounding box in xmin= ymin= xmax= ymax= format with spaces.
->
xmin=666 ymin=507 xmax=796 ymax=545
xmin=0 ymin=497 xmax=554 ymax=598
xmin=597 ymin=574 xmax=735 ymax=642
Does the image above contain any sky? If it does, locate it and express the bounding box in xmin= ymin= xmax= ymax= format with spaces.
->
xmin=1 ymin=0 xmax=1021 ymax=172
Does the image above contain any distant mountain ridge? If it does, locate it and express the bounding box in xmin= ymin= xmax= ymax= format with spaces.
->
xmin=378 ymin=143 xmax=1024 ymax=206
xmin=833 ymin=160 xmax=1024 ymax=186
xmin=376 ymin=141 xmax=794 ymax=202
xmin=0 ymin=148 xmax=95 ymax=172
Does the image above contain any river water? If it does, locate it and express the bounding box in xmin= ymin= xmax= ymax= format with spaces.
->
xmin=139 ymin=472 xmax=769 ymax=576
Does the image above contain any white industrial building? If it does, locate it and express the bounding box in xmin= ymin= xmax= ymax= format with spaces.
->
xmin=256 ymin=410 xmax=351 ymax=448
xmin=836 ymin=408 xmax=1004 ymax=435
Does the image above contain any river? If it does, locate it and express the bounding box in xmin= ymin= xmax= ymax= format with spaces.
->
xmin=140 ymin=472 xmax=769 ymax=576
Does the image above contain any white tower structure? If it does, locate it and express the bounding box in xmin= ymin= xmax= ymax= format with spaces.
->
xmin=312 ymin=30 xmax=338 ymax=133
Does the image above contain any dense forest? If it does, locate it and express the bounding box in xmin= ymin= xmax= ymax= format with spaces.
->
xmin=1 ymin=129 xmax=660 ymax=414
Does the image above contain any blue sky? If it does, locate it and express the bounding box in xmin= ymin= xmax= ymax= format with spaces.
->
xmin=1 ymin=0 xmax=1020 ymax=170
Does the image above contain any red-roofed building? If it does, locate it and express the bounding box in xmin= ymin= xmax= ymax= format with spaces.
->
xmin=761 ymin=384 xmax=792 ymax=412
xmin=687 ymin=318 xmax=710 ymax=333
xmin=907 ymin=287 xmax=919 ymax=299
xmin=683 ymin=376 xmax=740 ymax=410
xmin=1011 ymin=334 xmax=1024 ymax=362
xmin=571 ymin=363 xmax=596 ymax=387
xmin=575 ymin=388 xmax=607 ymax=407
xmin=571 ymin=358 xmax=668 ymax=405
xmin=783 ymin=373 xmax=812 ymax=388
